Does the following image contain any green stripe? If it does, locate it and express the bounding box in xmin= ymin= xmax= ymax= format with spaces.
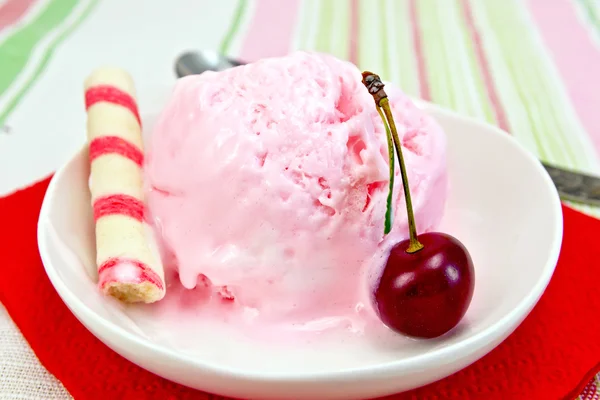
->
xmin=494 ymin=1 xmax=573 ymax=163
xmin=0 ymin=0 xmax=98 ymax=127
xmin=434 ymin=2 xmax=458 ymax=111
xmin=390 ymin=0 xmax=419 ymax=96
xmin=0 ymin=0 xmax=79 ymax=97
xmin=379 ymin=0 xmax=390 ymax=81
xmin=219 ymin=0 xmax=248 ymax=55
xmin=501 ymin=47 xmax=549 ymax=158
xmin=312 ymin=0 xmax=350 ymax=60
xmin=467 ymin=0 xmax=542 ymax=155
xmin=479 ymin=0 xmax=581 ymax=165
xmin=577 ymin=0 xmax=600 ymax=37
xmin=452 ymin=0 xmax=496 ymax=122
xmin=469 ymin=0 xmax=599 ymax=170
xmin=357 ymin=0 xmax=419 ymax=96
xmin=418 ymin=0 xmax=455 ymax=109
xmin=472 ymin=0 xmax=600 ymax=218
xmin=357 ymin=0 xmax=377 ymax=72
xmin=296 ymin=0 xmax=314 ymax=50
xmin=334 ymin=0 xmax=350 ymax=60
xmin=416 ymin=0 xmax=494 ymax=121
xmin=314 ymin=0 xmax=334 ymax=54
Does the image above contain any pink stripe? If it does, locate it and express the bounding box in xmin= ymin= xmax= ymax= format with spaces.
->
xmin=460 ymin=0 xmax=510 ymax=132
xmin=527 ymin=0 xmax=600 ymax=153
xmin=349 ymin=0 xmax=359 ymax=65
xmin=93 ymin=194 xmax=145 ymax=222
xmin=89 ymin=136 xmax=144 ymax=167
xmin=85 ymin=85 xmax=141 ymax=127
xmin=0 ymin=0 xmax=36 ymax=33
xmin=238 ymin=0 xmax=301 ymax=62
xmin=409 ymin=0 xmax=431 ymax=100
xmin=99 ymin=257 xmax=164 ymax=291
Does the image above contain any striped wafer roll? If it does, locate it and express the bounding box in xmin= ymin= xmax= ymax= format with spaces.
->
xmin=84 ymin=67 xmax=165 ymax=303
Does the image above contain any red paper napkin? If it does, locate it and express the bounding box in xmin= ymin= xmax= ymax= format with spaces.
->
xmin=0 ymin=176 xmax=598 ymax=400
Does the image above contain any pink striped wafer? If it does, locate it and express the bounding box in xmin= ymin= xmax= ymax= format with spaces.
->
xmin=93 ymin=194 xmax=145 ymax=222
xmin=89 ymin=136 xmax=144 ymax=167
xmin=85 ymin=67 xmax=165 ymax=303
xmin=85 ymin=85 xmax=142 ymax=126
xmin=98 ymin=257 xmax=165 ymax=291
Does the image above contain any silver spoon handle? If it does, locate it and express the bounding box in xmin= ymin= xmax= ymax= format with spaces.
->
xmin=174 ymin=51 xmax=242 ymax=78
xmin=542 ymin=164 xmax=600 ymax=207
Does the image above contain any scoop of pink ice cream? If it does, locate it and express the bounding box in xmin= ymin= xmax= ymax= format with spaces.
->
xmin=144 ymin=51 xmax=447 ymax=332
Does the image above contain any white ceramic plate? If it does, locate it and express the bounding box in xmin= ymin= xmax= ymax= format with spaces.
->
xmin=38 ymin=97 xmax=563 ymax=400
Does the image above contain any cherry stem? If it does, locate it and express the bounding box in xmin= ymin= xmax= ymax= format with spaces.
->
xmin=378 ymin=106 xmax=395 ymax=235
xmin=380 ymin=98 xmax=423 ymax=253
xmin=361 ymin=71 xmax=424 ymax=253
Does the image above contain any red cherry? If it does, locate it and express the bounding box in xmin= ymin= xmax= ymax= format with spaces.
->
xmin=374 ymin=232 xmax=475 ymax=338
xmin=360 ymin=72 xmax=476 ymax=339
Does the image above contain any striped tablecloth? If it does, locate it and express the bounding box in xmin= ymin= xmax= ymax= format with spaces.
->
xmin=0 ymin=0 xmax=598 ymax=398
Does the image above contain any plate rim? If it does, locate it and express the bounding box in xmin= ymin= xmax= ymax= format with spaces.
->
xmin=37 ymin=99 xmax=564 ymax=383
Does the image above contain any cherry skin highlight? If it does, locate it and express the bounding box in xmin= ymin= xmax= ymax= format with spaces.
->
xmin=373 ymin=232 xmax=475 ymax=339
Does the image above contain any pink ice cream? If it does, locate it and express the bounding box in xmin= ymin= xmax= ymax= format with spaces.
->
xmin=144 ymin=51 xmax=447 ymax=333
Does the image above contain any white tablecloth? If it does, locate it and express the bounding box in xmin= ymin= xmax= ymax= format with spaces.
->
xmin=0 ymin=305 xmax=70 ymax=399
